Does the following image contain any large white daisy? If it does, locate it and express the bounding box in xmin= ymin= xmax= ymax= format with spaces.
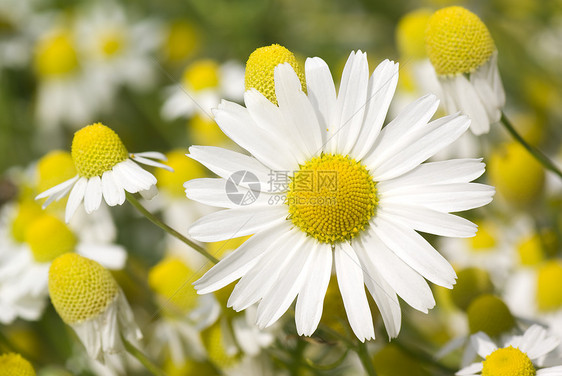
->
xmin=185 ymin=50 xmax=494 ymax=341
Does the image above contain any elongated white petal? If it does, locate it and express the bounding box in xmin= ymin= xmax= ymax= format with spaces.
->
xmin=470 ymin=332 xmax=497 ymax=358
xmin=184 ymin=178 xmax=275 ymax=208
xmin=132 ymin=151 xmax=167 ymax=160
xmin=455 ymin=362 xmax=483 ymax=376
xmin=36 ymin=175 xmax=79 ymax=201
xmin=188 ymin=206 xmax=287 ymax=242
xmin=194 ymin=223 xmax=291 ymax=294
xmin=518 ymin=325 xmax=560 ymax=360
xmin=305 ymin=57 xmax=335 ymax=148
xmin=372 ymin=216 xmax=456 ymax=288
xmin=83 ymin=176 xmax=102 ymax=214
xmin=130 ymin=155 xmax=173 ymax=172
xmin=77 ymin=243 xmax=127 ymax=270
xmin=335 ymin=242 xmax=375 ymax=342
xmin=295 ymin=243 xmax=332 ymax=336
xmin=101 ymin=170 xmax=125 ymax=206
xmin=65 ymin=177 xmax=88 ymax=223
xmin=537 ymin=366 xmax=562 ymax=375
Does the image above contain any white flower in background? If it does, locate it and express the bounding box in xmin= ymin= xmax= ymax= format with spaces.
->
xmin=161 ymin=59 xmax=245 ymax=120
xmin=0 ymin=202 xmax=126 ymax=324
xmin=48 ymin=253 xmax=142 ymax=364
xmin=35 ymin=122 xmax=172 ymax=223
xmin=457 ymin=325 xmax=562 ymax=375
xmin=425 ymin=6 xmax=506 ymax=135
xmin=185 ymin=47 xmax=494 ymax=341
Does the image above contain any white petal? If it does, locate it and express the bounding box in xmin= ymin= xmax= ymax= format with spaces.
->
xmin=456 ymin=362 xmax=484 ymax=376
xmin=101 ymin=170 xmax=125 ymax=206
xmin=194 ymin=223 xmax=291 ymax=294
xmin=84 ymin=176 xmax=102 ymax=214
xmin=184 ymin=178 xmax=275 ymax=208
xmin=188 ymin=205 xmax=287 ymax=242
xmin=470 ymin=332 xmax=497 ymax=358
xmin=295 ymin=243 xmax=332 ymax=336
xmin=274 ymin=63 xmax=323 ymax=158
xmin=112 ymin=160 xmax=154 ymax=193
xmin=304 ymin=57 xmax=335 ymax=148
xmin=133 ymin=151 xmax=167 ymax=160
xmin=372 ymin=216 xmax=456 ymax=288
xmin=518 ymin=325 xmax=559 ymax=360
xmin=334 ymin=51 xmax=370 ymax=155
xmin=537 ymin=366 xmax=562 ymax=376
xmin=351 ymin=59 xmax=399 ymax=160
xmin=65 ymin=177 xmax=88 ymax=223
xmin=35 ymin=175 xmax=79 ymax=201
xmin=212 ymin=100 xmax=299 ymax=171
xmin=77 ymin=243 xmax=127 ymax=270
xmin=139 ymin=185 xmax=158 ymax=200
xmin=335 ymin=242 xmax=375 ymax=342
xmin=357 ymin=229 xmax=435 ymax=313
xmin=130 ymin=154 xmax=173 ymax=172
xmin=188 ymin=146 xmax=272 ymax=192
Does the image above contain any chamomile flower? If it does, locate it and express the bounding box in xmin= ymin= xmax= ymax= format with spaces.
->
xmin=35 ymin=122 xmax=172 ymax=223
xmin=48 ymin=253 xmax=142 ymax=363
xmin=185 ymin=48 xmax=494 ymax=341
xmin=457 ymin=325 xmax=562 ymax=375
xmin=161 ymin=58 xmax=245 ymax=120
xmin=0 ymin=352 xmax=36 ymax=376
xmin=425 ymin=6 xmax=506 ymax=135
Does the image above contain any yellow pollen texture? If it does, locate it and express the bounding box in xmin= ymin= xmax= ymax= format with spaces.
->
xmin=34 ymin=30 xmax=79 ymax=77
xmin=287 ymin=154 xmax=378 ymax=244
xmin=536 ymin=261 xmax=562 ymax=312
xmin=148 ymin=257 xmax=198 ymax=315
xmin=467 ymin=294 xmax=515 ymax=337
xmin=25 ymin=214 xmax=77 ymax=263
xmin=182 ymin=59 xmax=220 ymax=91
xmin=244 ymin=44 xmax=306 ymax=105
xmin=71 ymin=123 xmax=128 ymax=178
xmin=37 ymin=150 xmax=77 ymax=195
xmin=0 ymin=353 xmax=36 ymax=376
xmin=481 ymin=346 xmax=536 ymax=376
xmin=48 ymin=253 xmax=119 ymax=324
xmin=425 ymin=6 xmax=495 ymax=75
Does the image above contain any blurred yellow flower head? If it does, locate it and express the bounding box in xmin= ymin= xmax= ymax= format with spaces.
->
xmin=156 ymin=149 xmax=205 ymax=197
xmin=396 ymin=9 xmax=432 ymax=60
xmin=148 ymin=257 xmax=198 ymax=315
xmin=467 ymin=294 xmax=515 ymax=337
xmin=536 ymin=260 xmax=562 ymax=312
xmin=34 ymin=29 xmax=80 ymax=78
xmin=25 ymin=214 xmax=77 ymax=263
xmin=0 ymin=353 xmax=35 ymax=376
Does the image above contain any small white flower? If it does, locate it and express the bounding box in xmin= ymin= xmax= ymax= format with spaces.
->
xmin=35 ymin=122 xmax=172 ymax=223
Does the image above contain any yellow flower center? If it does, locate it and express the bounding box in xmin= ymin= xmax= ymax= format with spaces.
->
xmin=517 ymin=234 xmax=545 ymax=266
xmin=467 ymin=294 xmax=515 ymax=337
xmin=489 ymin=142 xmax=545 ymax=207
xmin=450 ymin=267 xmax=494 ymax=311
xmin=148 ymin=257 xmax=198 ymax=315
xmin=201 ymin=323 xmax=239 ymax=369
xmin=71 ymin=123 xmax=128 ymax=178
xmin=10 ymin=201 xmax=43 ymax=243
xmin=396 ymin=9 xmax=433 ymax=60
xmin=287 ymin=154 xmax=378 ymax=244
xmin=182 ymin=60 xmax=220 ymax=91
xmin=244 ymin=44 xmax=306 ymax=105
xmin=536 ymin=260 xmax=562 ymax=312
xmin=48 ymin=253 xmax=119 ymax=324
xmin=34 ymin=30 xmax=79 ymax=77
xmin=156 ymin=149 xmax=205 ymax=197
xmin=37 ymin=150 xmax=77 ymax=195
xmin=425 ymin=6 xmax=495 ymax=75
xmin=469 ymin=220 xmax=497 ymax=251
xmin=482 ymin=346 xmax=536 ymax=376
xmin=25 ymin=214 xmax=77 ymax=263
xmin=0 ymin=353 xmax=36 ymax=376
xmin=98 ymin=29 xmax=125 ymax=57
xmin=163 ymin=20 xmax=200 ymax=62
xmin=188 ymin=114 xmax=229 ymax=146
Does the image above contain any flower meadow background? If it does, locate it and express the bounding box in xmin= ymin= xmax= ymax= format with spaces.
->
xmin=1 ymin=0 xmax=562 ymax=375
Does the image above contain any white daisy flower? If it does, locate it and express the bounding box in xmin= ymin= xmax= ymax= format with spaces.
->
xmin=48 ymin=253 xmax=142 ymax=363
xmin=457 ymin=325 xmax=562 ymax=375
xmin=161 ymin=59 xmax=245 ymax=120
xmin=425 ymin=6 xmax=506 ymax=135
xmin=185 ymin=48 xmax=494 ymax=341
xmin=0 ymin=203 xmax=126 ymax=324
xmin=35 ymin=122 xmax=172 ymax=223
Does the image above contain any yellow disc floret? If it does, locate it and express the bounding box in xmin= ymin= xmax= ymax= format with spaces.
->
xmin=98 ymin=29 xmax=125 ymax=58
xmin=34 ymin=30 xmax=79 ymax=77
xmin=163 ymin=20 xmax=200 ymax=62
xmin=450 ymin=267 xmax=494 ymax=311
xmin=287 ymin=154 xmax=377 ymax=244
xmin=481 ymin=346 xmax=536 ymax=376
xmin=148 ymin=257 xmax=198 ymax=315
xmin=425 ymin=6 xmax=495 ymax=75
xmin=37 ymin=150 xmax=77 ymax=194
xmin=517 ymin=234 xmax=545 ymax=266
xmin=25 ymin=214 xmax=77 ymax=263
xmin=244 ymin=44 xmax=306 ymax=105
xmin=489 ymin=142 xmax=545 ymax=207
xmin=10 ymin=201 xmax=43 ymax=243
xmin=71 ymin=123 xmax=128 ymax=179
xmin=182 ymin=59 xmax=220 ymax=91
xmin=48 ymin=253 xmax=119 ymax=324
xmin=467 ymin=294 xmax=515 ymax=337
xmin=156 ymin=149 xmax=205 ymax=197
xmin=0 ymin=353 xmax=36 ymax=376
xmin=396 ymin=9 xmax=433 ymax=60
xmin=469 ymin=220 xmax=497 ymax=251
xmin=201 ymin=322 xmax=239 ymax=369
xmin=536 ymin=260 xmax=562 ymax=312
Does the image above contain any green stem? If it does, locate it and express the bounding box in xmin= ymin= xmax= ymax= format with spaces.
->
xmin=126 ymin=192 xmax=219 ymax=264
xmin=356 ymin=341 xmax=377 ymax=376
xmin=500 ymin=112 xmax=562 ymax=180
xmin=122 ymin=336 xmax=166 ymax=376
